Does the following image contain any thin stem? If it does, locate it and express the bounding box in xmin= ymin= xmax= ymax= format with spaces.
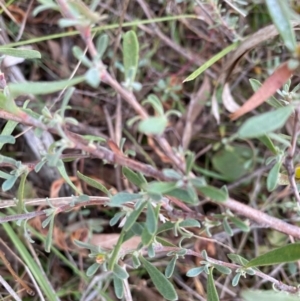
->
xmin=284 ymin=107 xmax=300 ymax=204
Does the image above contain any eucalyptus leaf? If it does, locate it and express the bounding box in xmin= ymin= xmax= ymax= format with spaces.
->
xmin=179 ymin=219 xmax=201 ymax=228
xmin=2 ymin=175 xmax=18 ymax=192
xmin=0 ymin=135 xmax=15 ymax=144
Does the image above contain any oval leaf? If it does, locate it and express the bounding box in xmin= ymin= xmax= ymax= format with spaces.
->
xmin=246 ymin=243 xmax=300 ymax=268
xmin=138 ymin=116 xmax=168 ymax=135
xmin=110 ymin=192 xmax=142 ymax=206
xmin=140 ymin=256 xmax=178 ymax=301
xmin=238 ymin=106 xmax=294 ymax=139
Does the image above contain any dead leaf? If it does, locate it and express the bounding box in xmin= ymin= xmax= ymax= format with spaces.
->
xmin=220 ymin=20 xmax=300 ymax=83
xmin=211 ymin=91 xmax=220 ymax=124
xmin=222 ymin=83 xmax=240 ymax=113
xmin=90 ymin=233 xmax=141 ymax=251
xmin=230 ymin=61 xmax=293 ymax=120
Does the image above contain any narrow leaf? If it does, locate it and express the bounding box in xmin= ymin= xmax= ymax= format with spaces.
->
xmin=183 ymin=42 xmax=238 ymax=82
xmin=267 ymin=161 xmax=281 ymax=191
xmin=207 ymin=268 xmax=219 ymax=301
xmin=257 ymin=135 xmax=278 ymax=154
xmin=165 ymin=256 xmax=177 ymax=278
xmin=123 ymin=201 xmax=147 ymax=231
xmin=113 ymin=275 xmax=124 ymax=299
xmin=8 ymin=76 xmax=85 ymax=97
xmin=0 ymin=47 xmax=41 ymax=59
xmin=230 ymin=62 xmax=293 ymax=120
xmin=246 ymin=243 xmax=300 ymax=268
xmin=238 ymin=106 xmax=293 ymax=138
xmin=122 ymin=167 xmax=147 ymax=188
xmin=266 ymin=0 xmax=297 ymax=52
xmin=186 ymin=266 xmax=206 ymax=277
xmin=77 ymin=171 xmax=109 ymax=195
xmin=0 ymin=121 xmax=18 ymax=150
xmin=146 ymin=203 xmax=157 ymax=235
xmin=242 ymin=290 xmax=300 ymax=301
xmin=123 ymin=30 xmax=139 ymax=83
xmin=140 ymin=256 xmax=178 ymax=301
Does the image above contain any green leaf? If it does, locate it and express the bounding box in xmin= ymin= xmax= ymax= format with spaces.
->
xmin=246 ymin=243 xmax=300 ymax=268
xmin=212 ymin=263 xmax=231 ymax=275
xmin=86 ymin=262 xmax=101 ymax=276
xmin=123 ymin=201 xmax=147 ymax=231
xmin=267 ymin=161 xmax=281 ymax=191
xmin=72 ymin=46 xmax=93 ymax=68
xmin=110 ymin=192 xmax=142 ymax=206
xmin=238 ymin=106 xmax=294 ymax=139
xmin=113 ymin=275 xmax=124 ymax=299
xmin=227 ymin=253 xmax=249 ymax=266
xmin=56 ymin=160 xmax=81 ymax=194
xmin=138 ymin=116 xmax=168 ymax=135
xmin=141 ymin=227 xmax=153 ymax=246
xmin=242 ymin=290 xmax=300 ymax=301
xmin=229 ymin=216 xmax=250 ymax=232
xmin=8 ymin=76 xmax=85 ymax=97
xmin=113 ymin=264 xmax=129 ymax=280
xmin=197 ymin=185 xmax=227 ymax=202
xmin=146 ymin=203 xmax=158 ymax=235
xmin=0 ymin=121 xmax=18 ymax=150
xmin=142 ymin=94 xmax=164 ymax=116
xmin=2 ymin=175 xmax=18 ymax=192
xmin=96 ymin=34 xmax=109 ymax=58
xmin=1 ymin=214 xmax=58 ymax=301
xmin=0 ymin=134 xmax=16 ymax=146
xmin=183 ymin=42 xmax=238 ymax=82
xmin=166 ymin=187 xmax=198 ymax=205
xmin=85 ymin=68 xmax=101 ymax=88
xmin=266 ymin=0 xmax=297 ymax=52
xmin=123 ymin=30 xmax=139 ymax=83
xmin=232 ymin=273 xmax=241 ymax=287
xmin=223 ymin=218 xmax=233 ymax=236
xmin=165 ymin=256 xmax=177 ymax=278
xmin=0 ymin=47 xmax=41 ymax=59
xmin=45 ymin=215 xmax=55 ymax=253
xmin=140 ymin=256 xmax=178 ymax=301
xmin=186 ymin=266 xmax=206 ymax=277
xmin=179 ymin=219 xmax=201 ymax=228
xmin=122 ymin=167 xmax=147 ymax=188
xmin=257 ymin=135 xmax=278 ymax=154
xmin=207 ymin=268 xmax=219 ymax=301
xmin=146 ymin=181 xmax=177 ymax=194
xmin=77 ymin=171 xmax=109 ymax=195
